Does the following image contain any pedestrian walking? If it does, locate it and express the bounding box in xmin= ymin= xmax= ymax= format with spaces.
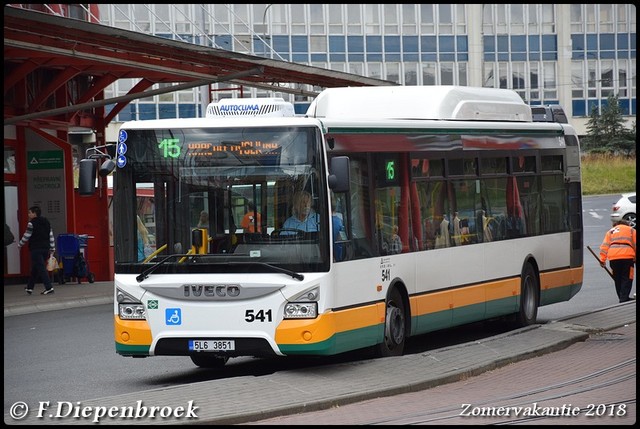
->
xmin=599 ymin=219 xmax=636 ymax=303
xmin=17 ymin=206 xmax=56 ymax=294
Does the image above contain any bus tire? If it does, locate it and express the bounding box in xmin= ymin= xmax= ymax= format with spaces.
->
xmin=515 ymin=263 xmax=539 ymax=327
xmin=376 ymin=287 xmax=406 ymax=357
xmin=190 ymin=354 xmax=229 ymax=369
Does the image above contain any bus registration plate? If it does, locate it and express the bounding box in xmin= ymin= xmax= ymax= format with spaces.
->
xmin=189 ymin=340 xmax=235 ymax=351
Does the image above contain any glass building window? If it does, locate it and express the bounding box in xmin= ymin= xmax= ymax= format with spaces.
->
xmin=498 ymin=62 xmax=508 ymax=89
xmin=455 ymin=4 xmax=466 ymax=34
xmin=153 ymin=4 xmax=171 ymax=34
xmin=132 ymin=4 xmax=151 ymax=32
xmin=367 ymin=62 xmax=382 ymax=80
xmin=401 ymin=4 xmax=417 ymax=35
xmin=113 ymin=5 xmax=133 ymax=30
xmin=404 ymin=62 xmax=418 ymax=85
xmin=291 ymin=4 xmax=306 ymax=34
xmin=420 ymin=4 xmax=435 ymax=34
xmin=174 ymin=4 xmax=192 ymax=34
xmin=346 ymin=4 xmax=362 ymax=35
xmin=571 ymin=61 xmax=585 ymax=99
xmin=570 ymin=4 xmax=583 ymax=33
xmin=616 ymin=4 xmax=628 ymax=32
xmin=543 ymin=62 xmax=557 ymax=100
xmin=213 ymin=4 xmax=230 ymax=35
xmin=631 ymin=59 xmax=636 ymax=98
xmin=587 ymin=60 xmax=597 ymax=98
xmin=329 ymin=4 xmax=344 ymax=34
xmin=252 ymin=4 xmax=268 ymax=35
xmin=385 ymin=62 xmax=400 ymax=83
xmin=271 ymin=4 xmax=287 ymax=35
xmin=585 ymin=4 xmax=596 ymax=33
xmin=423 ymin=63 xmax=436 ymax=86
xmin=438 ymin=4 xmax=454 ymax=34
xmin=541 ymin=4 xmax=555 ymax=33
xmin=309 ymin=4 xmax=325 ymax=34
xmin=599 ymin=4 xmax=613 ymax=33
xmin=441 ymin=63 xmax=454 ymax=86
xmin=512 ymin=62 xmax=526 ymax=98
xmin=349 ymin=62 xmax=364 ymax=77
xmin=458 ymin=63 xmax=468 ymax=86
xmin=495 ymin=4 xmax=507 ymax=34
xmin=157 ymin=83 xmax=175 ymax=102
xmin=234 ymin=36 xmax=251 ymax=54
xmin=365 ymin=4 xmax=380 ymax=35
xmin=384 ymin=4 xmax=399 ymax=35
xmin=510 ymin=4 xmax=525 ymax=34
xmin=600 ymin=59 xmax=615 ymax=98
xmin=529 ymin=62 xmax=539 ymax=101
xmin=618 ymin=60 xmax=628 ymax=98
xmin=310 ymin=35 xmax=327 ymax=54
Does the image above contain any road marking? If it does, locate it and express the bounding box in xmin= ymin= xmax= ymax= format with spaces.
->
xmin=588 ymin=210 xmax=603 ymax=219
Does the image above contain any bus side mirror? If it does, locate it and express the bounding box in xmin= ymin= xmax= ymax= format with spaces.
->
xmin=329 ymin=156 xmax=350 ymax=193
xmin=78 ymin=159 xmax=97 ymax=196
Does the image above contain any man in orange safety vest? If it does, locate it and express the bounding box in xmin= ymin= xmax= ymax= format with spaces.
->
xmin=599 ymin=219 xmax=636 ymax=303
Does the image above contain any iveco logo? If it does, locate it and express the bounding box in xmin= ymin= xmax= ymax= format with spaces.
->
xmin=183 ymin=284 xmax=241 ymax=298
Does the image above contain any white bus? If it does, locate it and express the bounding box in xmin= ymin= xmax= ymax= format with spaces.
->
xmin=99 ymin=86 xmax=583 ymax=368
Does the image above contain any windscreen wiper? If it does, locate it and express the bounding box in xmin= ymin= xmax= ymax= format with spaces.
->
xmin=227 ymin=262 xmax=304 ymax=281
xmin=136 ymin=255 xmax=304 ymax=282
xmin=136 ymin=254 xmax=189 ymax=283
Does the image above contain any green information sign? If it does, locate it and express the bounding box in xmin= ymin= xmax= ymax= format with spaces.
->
xmin=27 ymin=150 xmax=63 ymax=170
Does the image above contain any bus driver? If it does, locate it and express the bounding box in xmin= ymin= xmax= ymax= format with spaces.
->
xmin=282 ymin=191 xmax=319 ymax=233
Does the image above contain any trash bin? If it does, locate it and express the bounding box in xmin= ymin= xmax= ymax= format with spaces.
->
xmin=57 ymin=233 xmax=95 ymax=284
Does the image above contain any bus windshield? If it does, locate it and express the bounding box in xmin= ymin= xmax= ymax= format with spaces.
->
xmin=112 ymin=125 xmax=330 ymax=275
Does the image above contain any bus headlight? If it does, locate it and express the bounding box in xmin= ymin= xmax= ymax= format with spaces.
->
xmin=283 ymin=302 xmax=318 ymax=319
xmin=118 ymin=303 xmax=146 ymax=320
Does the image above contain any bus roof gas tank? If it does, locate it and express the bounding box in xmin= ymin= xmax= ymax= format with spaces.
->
xmin=306 ymin=85 xmax=532 ymax=122
xmin=206 ymin=97 xmax=295 ymax=118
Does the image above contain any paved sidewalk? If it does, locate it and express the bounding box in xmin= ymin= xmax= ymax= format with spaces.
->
xmin=3 ymin=280 xmax=113 ymax=317
xmin=3 ymin=279 xmax=635 ymax=425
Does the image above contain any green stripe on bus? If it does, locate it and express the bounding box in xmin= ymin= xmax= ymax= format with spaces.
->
xmin=540 ymin=283 xmax=582 ymax=306
xmin=279 ymin=324 xmax=383 ymax=356
xmin=116 ymin=343 xmax=150 ymax=355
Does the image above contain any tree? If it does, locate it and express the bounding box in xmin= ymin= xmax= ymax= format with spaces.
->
xmin=583 ymin=95 xmax=636 ymax=156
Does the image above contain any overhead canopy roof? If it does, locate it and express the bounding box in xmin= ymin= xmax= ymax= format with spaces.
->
xmin=4 ymin=6 xmax=395 ymax=127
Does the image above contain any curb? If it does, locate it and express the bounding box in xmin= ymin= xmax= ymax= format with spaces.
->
xmin=3 ymin=296 xmax=113 ymax=318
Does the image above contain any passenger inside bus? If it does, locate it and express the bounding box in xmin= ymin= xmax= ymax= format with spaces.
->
xmin=197 ymin=210 xmax=209 ymax=229
xmin=241 ymin=202 xmax=262 ymax=233
xmin=452 ymin=211 xmax=462 ymax=246
xmin=389 ymin=225 xmax=402 ymax=254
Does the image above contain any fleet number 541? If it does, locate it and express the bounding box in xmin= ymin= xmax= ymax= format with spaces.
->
xmin=245 ymin=309 xmax=273 ymax=322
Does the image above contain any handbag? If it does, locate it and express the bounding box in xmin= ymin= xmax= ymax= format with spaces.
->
xmin=46 ymin=254 xmax=58 ymax=272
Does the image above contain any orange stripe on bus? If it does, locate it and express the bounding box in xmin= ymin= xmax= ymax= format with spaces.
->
xmin=275 ymin=303 xmax=385 ymax=344
xmin=114 ymin=316 xmax=153 ymax=346
xmin=411 ymin=278 xmax=519 ymax=316
xmin=540 ymin=267 xmax=583 ymax=291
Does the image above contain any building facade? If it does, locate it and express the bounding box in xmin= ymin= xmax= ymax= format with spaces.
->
xmin=97 ymin=4 xmax=636 ymax=138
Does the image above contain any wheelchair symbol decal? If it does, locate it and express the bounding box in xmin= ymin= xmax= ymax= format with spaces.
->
xmin=165 ymin=308 xmax=181 ymax=325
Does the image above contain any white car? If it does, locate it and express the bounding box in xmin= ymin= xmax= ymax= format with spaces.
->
xmin=610 ymin=192 xmax=636 ymax=228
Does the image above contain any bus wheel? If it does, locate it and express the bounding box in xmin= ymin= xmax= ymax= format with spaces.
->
xmin=190 ymin=354 xmax=229 ymax=369
xmin=376 ymin=288 xmax=406 ymax=357
xmin=515 ymin=263 xmax=539 ymax=327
